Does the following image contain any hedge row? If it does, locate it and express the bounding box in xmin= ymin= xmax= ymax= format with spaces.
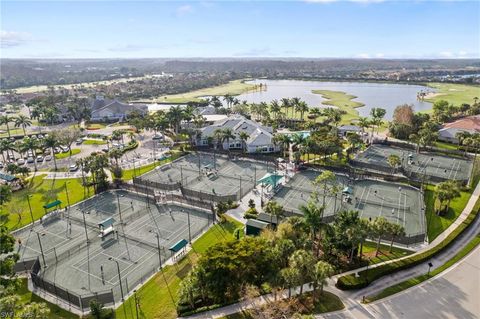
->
xmin=336 ymin=196 xmax=480 ymax=290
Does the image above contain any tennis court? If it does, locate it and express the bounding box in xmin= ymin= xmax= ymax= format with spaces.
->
xmin=13 ymin=190 xmax=213 ymax=303
xmin=139 ymin=152 xmax=272 ymax=197
xmin=353 ymin=144 xmax=472 ymax=182
xmin=273 ymin=170 xmax=425 ymax=237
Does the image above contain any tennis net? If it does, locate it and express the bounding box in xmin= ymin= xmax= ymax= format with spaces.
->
xmin=357 ymin=198 xmax=410 ymax=212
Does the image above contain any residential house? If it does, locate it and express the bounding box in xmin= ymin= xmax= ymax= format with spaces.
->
xmin=197 ymin=115 xmax=279 ymax=153
xmin=90 ymin=96 xmax=148 ymax=122
xmin=438 ymin=115 xmax=480 ymax=143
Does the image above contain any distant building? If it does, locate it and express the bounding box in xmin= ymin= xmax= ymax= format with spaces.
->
xmin=91 ymin=96 xmax=147 ymax=122
xmin=438 ymin=115 xmax=480 ymax=143
xmin=338 ymin=125 xmax=362 ymax=137
xmin=196 ymin=115 xmax=279 ymax=153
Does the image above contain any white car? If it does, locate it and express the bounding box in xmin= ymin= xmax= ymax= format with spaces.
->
xmin=69 ymin=164 xmax=78 ymax=172
xmin=44 ymin=155 xmax=52 ymax=161
xmin=36 ymin=155 xmax=44 ymax=162
xmin=17 ymin=158 xmax=25 ymax=165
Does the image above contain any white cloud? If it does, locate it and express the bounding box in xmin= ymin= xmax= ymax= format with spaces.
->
xmin=0 ymin=30 xmax=32 ymax=48
xmin=176 ymin=5 xmax=193 ymax=17
xmin=356 ymin=53 xmax=371 ymax=58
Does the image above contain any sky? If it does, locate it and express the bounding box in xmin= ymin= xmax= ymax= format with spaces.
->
xmin=1 ymin=0 xmax=479 ymax=59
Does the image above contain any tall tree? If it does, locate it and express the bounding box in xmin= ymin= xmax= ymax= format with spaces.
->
xmin=14 ymin=115 xmax=32 ymax=136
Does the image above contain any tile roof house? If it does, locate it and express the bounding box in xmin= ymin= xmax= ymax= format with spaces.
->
xmin=196 ymin=115 xmax=279 ymax=153
xmin=90 ymin=96 xmax=147 ymax=121
xmin=438 ymin=115 xmax=480 ymax=143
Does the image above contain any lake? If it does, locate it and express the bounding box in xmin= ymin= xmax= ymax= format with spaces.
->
xmin=234 ymin=79 xmax=434 ymax=120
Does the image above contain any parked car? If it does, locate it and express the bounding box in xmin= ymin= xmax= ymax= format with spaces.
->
xmin=0 ymin=162 xmax=4 ymax=169
xmin=36 ymin=155 xmax=44 ymax=162
xmin=75 ymin=138 xmax=84 ymax=145
xmin=54 ymin=147 xmax=61 ymax=154
xmin=152 ymin=134 xmax=164 ymax=140
xmin=69 ymin=164 xmax=78 ymax=172
xmin=44 ymin=149 xmax=51 ymax=155
xmin=61 ymin=146 xmax=70 ymax=153
xmin=44 ymin=155 xmax=52 ymax=161
xmin=17 ymin=158 xmax=25 ymax=165
xmin=27 ymin=157 xmax=35 ymax=164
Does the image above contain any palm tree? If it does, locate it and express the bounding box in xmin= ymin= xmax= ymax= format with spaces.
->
xmin=213 ymin=129 xmax=224 ymax=150
xmin=0 ymin=139 xmax=12 ymax=162
xmin=0 ymin=115 xmax=12 ymax=138
xmin=357 ymin=117 xmax=370 ymax=134
xmin=387 ymin=223 xmax=405 ymax=253
xmin=455 ymin=131 xmax=471 ymax=148
xmin=221 ymin=128 xmax=235 ymax=153
xmin=238 ymin=132 xmax=250 ymax=154
xmin=14 ymin=115 xmax=32 ymax=136
xmin=20 ymin=137 xmax=39 ymax=171
xmin=43 ymin=134 xmax=60 ymax=170
xmin=371 ymin=217 xmax=389 ymax=257
xmin=290 ymin=97 xmax=301 ymax=118
xmin=273 ymin=134 xmax=291 ymax=159
xmin=296 ymin=101 xmax=309 ymax=122
xmin=264 ymin=200 xmax=284 ymax=225
xmin=108 ymin=148 xmax=123 ymax=166
xmin=357 ymin=218 xmax=371 ymax=258
xmin=280 ymin=267 xmax=300 ymax=298
xmin=300 ymin=201 xmax=323 ymax=256
xmin=280 ymin=98 xmax=290 ymax=119
xmin=387 ymin=154 xmax=401 ymax=175
xmin=167 ymin=106 xmax=184 ymax=135
xmin=270 ymin=99 xmax=281 ymax=120
xmin=288 ymin=249 xmax=315 ymax=295
xmin=434 ymin=180 xmax=461 ymax=214
xmin=312 ymin=261 xmax=334 ymax=303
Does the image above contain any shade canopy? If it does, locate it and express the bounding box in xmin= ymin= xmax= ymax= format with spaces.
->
xmin=257 ymin=173 xmax=283 ymax=187
xmin=98 ymin=217 xmax=115 ymax=228
xmin=43 ymin=200 xmax=62 ymax=209
xmin=169 ymin=239 xmax=188 ymax=253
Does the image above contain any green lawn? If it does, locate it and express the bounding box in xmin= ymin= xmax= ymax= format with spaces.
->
xmin=16 ymin=278 xmax=80 ymax=319
xmin=86 ymin=123 xmax=106 ymax=130
xmin=434 ymin=141 xmax=459 ymax=151
xmin=83 ymin=139 xmax=107 ymax=145
xmin=312 ymin=89 xmax=364 ymax=124
xmin=366 ymin=233 xmax=480 ymax=303
xmin=137 ymin=79 xmax=256 ymax=103
xmin=424 ymin=184 xmax=472 ymax=242
xmin=425 ymin=83 xmax=480 ymax=106
xmin=1 ymin=174 xmax=93 ymax=230
xmin=362 ymin=241 xmax=414 ymax=265
xmin=115 ymin=217 xmax=242 ymax=319
xmin=54 ymin=149 xmax=81 ymax=159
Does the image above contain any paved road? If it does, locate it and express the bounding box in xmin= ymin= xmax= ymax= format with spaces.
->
xmin=321 ymin=243 xmax=480 ymax=319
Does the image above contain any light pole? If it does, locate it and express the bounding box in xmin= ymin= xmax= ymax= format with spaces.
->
xmin=427 ymin=262 xmax=433 ymax=276
xmin=64 ymin=181 xmax=71 ymax=208
xmin=185 ymin=209 xmax=191 ymax=244
xmin=81 ymin=210 xmax=89 ymax=243
xmin=109 ymin=257 xmax=124 ymax=302
xmin=149 ymin=230 xmax=163 ymax=269
xmin=134 ymin=289 xmax=139 ymax=319
xmin=35 ymin=231 xmax=47 ymax=268
xmin=26 ymin=195 xmax=34 ymax=227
